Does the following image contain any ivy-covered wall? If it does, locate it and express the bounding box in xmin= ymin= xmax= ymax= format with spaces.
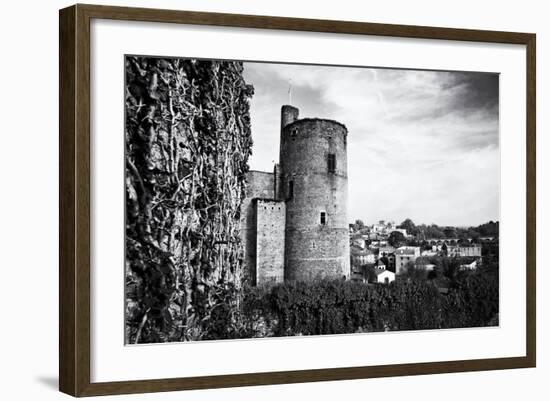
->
xmin=125 ymin=56 xmax=254 ymax=343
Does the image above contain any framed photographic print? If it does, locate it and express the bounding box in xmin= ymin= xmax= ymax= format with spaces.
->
xmin=59 ymin=4 xmax=536 ymax=397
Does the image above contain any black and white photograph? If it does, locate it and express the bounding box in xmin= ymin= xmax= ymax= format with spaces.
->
xmin=0 ymin=0 xmax=543 ymax=398
xmin=124 ymin=56 xmax=500 ymax=344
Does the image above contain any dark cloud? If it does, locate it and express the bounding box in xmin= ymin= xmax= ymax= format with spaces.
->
xmin=380 ymin=70 xmax=499 ymax=153
xmin=242 ymin=61 xmax=500 ymax=226
xmin=444 ymin=71 xmax=499 ymax=112
xmin=389 ymin=71 xmax=499 ymax=123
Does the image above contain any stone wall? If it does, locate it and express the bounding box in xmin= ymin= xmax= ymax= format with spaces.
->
xmin=255 ymin=199 xmax=286 ymax=285
xmin=280 ymin=117 xmax=351 ymax=282
xmin=240 ymin=170 xmax=275 ymax=284
xmin=240 ymin=107 xmax=351 ymax=285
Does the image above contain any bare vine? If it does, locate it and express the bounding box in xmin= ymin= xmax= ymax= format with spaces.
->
xmin=125 ymin=57 xmax=254 ymax=343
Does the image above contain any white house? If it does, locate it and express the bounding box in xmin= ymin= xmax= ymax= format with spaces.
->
xmin=460 ymin=259 xmax=478 ymax=270
xmin=376 ymin=269 xmax=396 ymax=284
xmin=393 ymin=228 xmax=408 ymax=237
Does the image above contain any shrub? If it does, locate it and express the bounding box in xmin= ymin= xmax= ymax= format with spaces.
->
xmin=241 ymin=272 xmax=498 ymax=338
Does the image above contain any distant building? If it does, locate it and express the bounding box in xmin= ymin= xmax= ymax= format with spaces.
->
xmin=368 ymin=232 xmax=380 ymax=240
xmin=370 ymin=220 xmax=397 ymax=236
xmin=351 ymin=237 xmax=366 ymax=249
xmin=371 ymin=220 xmax=386 ymax=233
xmin=351 ymin=248 xmax=375 ymax=265
xmin=459 ymin=258 xmax=479 ymax=270
xmin=378 ymin=245 xmax=396 ymax=256
xmin=446 ymin=244 xmax=482 ymax=258
xmin=375 ymin=245 xmax=395 ymax=272
xmin=386 ymin=254 xmax=396 ymax=271
xmin=395 ymin=246 xmax=421 ymax=274
xmin=415 ymin=257 xmax=435 ymax=271
xmin=393 ymin=228 xmax=408 ymax=237
xmin=370 ymin=240 xmax=389 ymax=248
xmin=374 ymin=258 xmax=387 ymax=270
xmin=350 ymin=264 xmax=367 ymax=282
xmin=479 ymin=236 xmax=496 ymax=242
xmin=376 ymin=269 xmax=396 ymax=284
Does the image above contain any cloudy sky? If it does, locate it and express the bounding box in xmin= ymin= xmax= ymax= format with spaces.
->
xmin=242 ymin=62 xmax=499 ymax=227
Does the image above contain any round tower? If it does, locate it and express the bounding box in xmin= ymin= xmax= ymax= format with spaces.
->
xmin=279 ymin=105 xmax=350 ymax=282
xmin=281 ymin=105 xmax=299 ymax=130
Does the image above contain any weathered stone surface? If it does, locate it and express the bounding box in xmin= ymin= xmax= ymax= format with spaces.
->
xmin=255 ymin=199 xmax=286 ymax=284
xmin=280 ymin=117 xmax=350 ymax=282
xmin=240 ymin=170 xmax=275 ymax=285
xmin=240 ymin=106 xmax=351 ymax=284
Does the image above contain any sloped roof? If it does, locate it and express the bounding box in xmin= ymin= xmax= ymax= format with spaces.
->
xmin=375 ymin=269 xmax=395 ymax=276
xmin=379 ymin=246 xmax=396 ymax=253
xmin=395 ymin=246 xmax=420 ymax=255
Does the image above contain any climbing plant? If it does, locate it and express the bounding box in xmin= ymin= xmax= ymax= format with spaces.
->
xmin=125 ymin=56 xmax=254 ymax=343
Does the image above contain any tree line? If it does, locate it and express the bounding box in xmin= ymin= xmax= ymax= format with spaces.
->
xmin=352 ymin=218 xmax=499 ymax=241
xmin=203 ymin=267 xmax=499 ymax=339
xmin=398 ymin=218 xmax=499 ymax=240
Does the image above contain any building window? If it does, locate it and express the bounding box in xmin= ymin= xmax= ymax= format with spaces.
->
xmin=288 ymin=180 xmax=294 ymax=199
xmin=320 ymin=212 xmax=327 ymax=225
xmin=327 ymin=153 xmax=336 ymax=173
xmin=291 ymin=128 xmax=298 ymax=138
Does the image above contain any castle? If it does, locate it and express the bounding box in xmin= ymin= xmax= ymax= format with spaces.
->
xmin=240 ymin=105 xmax=351 ymax=285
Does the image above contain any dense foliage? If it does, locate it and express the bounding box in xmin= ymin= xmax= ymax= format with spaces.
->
xmin=125 ymin=57 xmax=254 ymax=343
xmin=397 ymin=219 xmax=499 ymax=240
xmin=388 ymin=230 xmax=406 ymax=247
xmin=235 ymin=264 xmax=499 ymax=338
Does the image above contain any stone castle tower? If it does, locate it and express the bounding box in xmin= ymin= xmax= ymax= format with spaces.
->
xmin=240 ymin=105 xmax=350 ymax=285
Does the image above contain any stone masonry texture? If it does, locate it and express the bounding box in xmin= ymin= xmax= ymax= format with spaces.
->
xmin=240 ymin=105 xmax=351 ymax=284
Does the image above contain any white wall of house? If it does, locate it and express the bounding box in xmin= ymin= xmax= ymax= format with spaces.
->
xmin=376 ymin=270 xmax=396 ymax=284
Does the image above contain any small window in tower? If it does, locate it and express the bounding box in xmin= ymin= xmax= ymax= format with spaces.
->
xmin=288 ymin=180 xmax=294 ymax=200
xmin=291 ymin=128 xmax=298 ymax=138
xmin=328 ymin=153 xmax=336 ymax=173
xmin=320 ymin=212 xmax=327 ymax=225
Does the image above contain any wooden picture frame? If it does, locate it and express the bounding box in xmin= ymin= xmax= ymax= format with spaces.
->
xmin=59 ymin=3 xmax=536 ymax=397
